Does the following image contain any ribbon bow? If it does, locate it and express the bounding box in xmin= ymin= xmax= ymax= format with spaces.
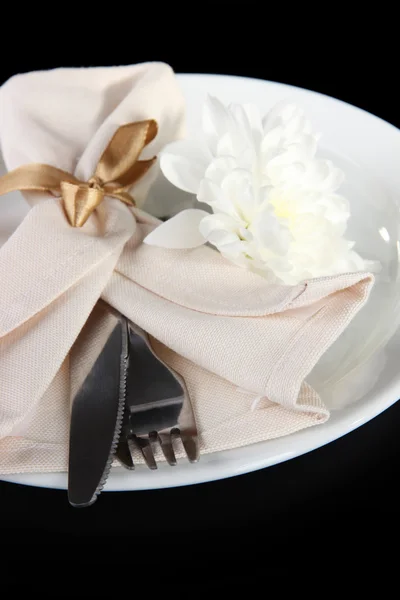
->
xmin=0 ymin=119 xmax=158 ymax=227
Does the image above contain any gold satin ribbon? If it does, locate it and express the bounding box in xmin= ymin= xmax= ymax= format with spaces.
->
xmin=0 ymin=119 xmax=158 ymax=227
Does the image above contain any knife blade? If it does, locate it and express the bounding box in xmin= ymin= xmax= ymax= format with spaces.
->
xmin=68 ymin=303 xmax=129 ymax=507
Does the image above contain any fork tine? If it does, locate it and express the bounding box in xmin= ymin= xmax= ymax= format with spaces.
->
xmin=171 ymin=427 xmax=199 ymax=464
xmin=126 ymin=437 xmax=136 ymax=470
xmin=182 ymin=434 xmax=200 ymax=463
xmin=156 ymin=432 xmax=177 ymax=466
xmin=169 ymin=427 xmax=194 ymax=463
xmin=134 ymin=435 xmax=158 ymax=470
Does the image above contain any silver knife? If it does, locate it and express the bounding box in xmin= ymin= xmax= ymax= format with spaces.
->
xmin=68 ymin=302 xmax=129 ymax=507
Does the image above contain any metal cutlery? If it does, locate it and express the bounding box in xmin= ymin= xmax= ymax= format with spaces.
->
xmin=68 ymin=301 xmax=199 ymax=508
xmin=68 ymin=305 xmax=128 ymax=507
xmin=116 ymin=322 xmax=199 ymax=470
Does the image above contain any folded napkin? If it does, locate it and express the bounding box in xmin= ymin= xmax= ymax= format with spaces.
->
xmin=0 ymin=64 xmax=374 ymax=474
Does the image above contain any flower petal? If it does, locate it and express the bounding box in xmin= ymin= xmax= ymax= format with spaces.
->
xmin=160 ymin=140 xmax=211 ymax=193
xmin=204 ymin=156 xmax=238 ymax=186
xmin=230 ymin=102 xmax=263 ymax=148
xmin=202 ymin=95 xmax=233 ymax=155
xmin=143 ymin=209 xmax=209 ymax=248
xmin=199 ymin=212 xmax=240 ymax=240
xmin=251 ymin=209 xmax=292 ymax=255
xmin=198 ymin=178 xmax=242 ymax=220
xmin=220 ymin=169 xmax=257 ymax=222
xmin=261 ymin=126 xmax=284 ymax=154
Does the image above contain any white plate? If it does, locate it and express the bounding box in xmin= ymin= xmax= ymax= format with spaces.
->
xmin=2 ymin=73 xmax=400 ymax=491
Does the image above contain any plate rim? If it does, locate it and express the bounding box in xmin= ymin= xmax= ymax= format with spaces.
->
xmin=179 ymin=71 xmax=400 ymax=135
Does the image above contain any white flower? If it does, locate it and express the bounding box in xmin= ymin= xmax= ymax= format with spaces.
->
xmin=145 ymin=96 xmax=375 ymax=284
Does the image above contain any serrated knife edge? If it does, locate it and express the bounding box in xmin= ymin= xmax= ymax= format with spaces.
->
xmin=90 ymin=320 xmax=129 ymax=503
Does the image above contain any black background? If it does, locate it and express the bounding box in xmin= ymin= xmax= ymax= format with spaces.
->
xmin=1 ymin=10 xmax=399 ymax=567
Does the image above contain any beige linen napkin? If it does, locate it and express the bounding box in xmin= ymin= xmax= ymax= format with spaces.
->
xmin=0 ymin=64 xmax=374 ymax=474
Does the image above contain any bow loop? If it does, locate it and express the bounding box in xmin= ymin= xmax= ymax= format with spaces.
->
xmin=94 ymin=120 xmax=158 ymax=185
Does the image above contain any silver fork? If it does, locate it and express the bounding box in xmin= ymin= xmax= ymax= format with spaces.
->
xmin=116 ymin=322 xmax=199 ymax=470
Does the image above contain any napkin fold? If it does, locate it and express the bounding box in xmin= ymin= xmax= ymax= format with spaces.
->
xmin=0 ymin=64 xmax=374 ymax=474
